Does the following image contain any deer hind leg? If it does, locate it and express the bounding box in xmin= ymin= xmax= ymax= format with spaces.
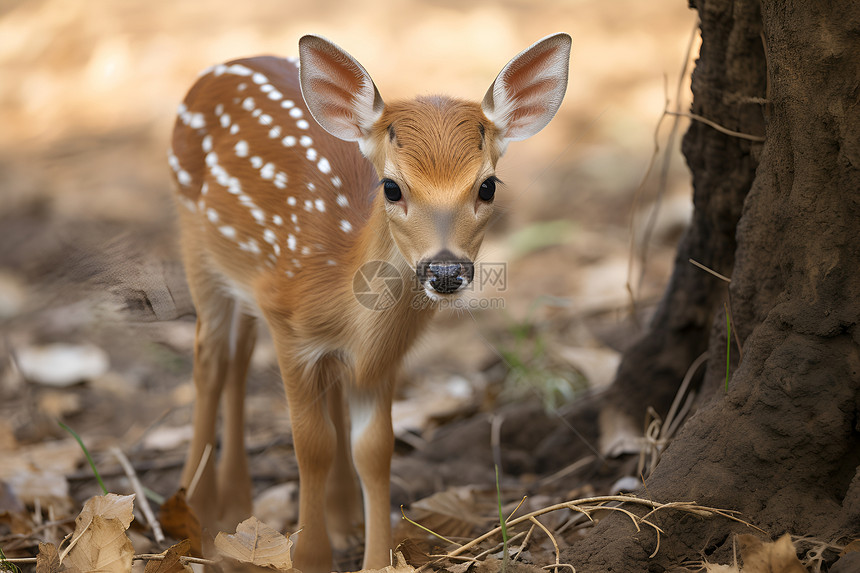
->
xmin=325 ymin=384 xmax=364 ymax=553
xmin=178 ymin=236 xmax=257 ymax=531
xmin=215 ymin=303 xmax=257 ymax=529
xmin=349 ymin=382 xmax=396 ymax=570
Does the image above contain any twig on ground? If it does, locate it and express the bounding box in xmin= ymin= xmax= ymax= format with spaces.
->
xmin=110 ymin=446 xmax=165 ymax=545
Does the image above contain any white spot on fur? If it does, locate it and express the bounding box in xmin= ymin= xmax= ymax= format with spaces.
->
xmin=242 ymin=97 xmax=255 ymax=111
xmin=331 ymin=176 xmax=342 ymax=188
xmin=230 ymin=124 xmax=240 ymax=135
xmin=207 ymin=208 xmax=219 ymax=223
xmin=289 ymin=108 xmax=303 ymax=118
xmin=202 ymin=135 xmax=213 ymax=152
xmin=336 ymin=194 xmax=349 ymax=207
xmin=281 ymin=100 xmax=295 ymax=109
xmin=340 ymin=220 xmax=352 ymax=233
xmin=252 ymin=72 xmax=267 ymax=84
xmin=251 ymin=156 xmax=263 ymax=169
xmin=177 ymin=170 xmax=191 ymax=186
xmin=235 ymin=140 xmax=249 ymax=157
xmin=297 ymin=119 xmax=310 ymax=129
xmin=227 ymin=64 xmax=253 ymax=76
xmin=287 ymin=234 xmax=297 ymax=251
xmin=317 ymin=158 xmax=331 ymax=174
xmin=220 ymin=114 xmax=231 ymax=128
xmin=189 ymin=113 xmax=205 ymax=129
xmin=314 ymin=199 xmax=325 ymax=212
xmin=259 ymin=114 xmax=273 ymax=126
xmin=261 ymin=162 xmax=275 ymax=180
xmin=306 ymin=148 xmax=318 ymax=161
xmin=273 ymin=215 xmax=284 ymax=226
xmin=263 ymin=229 xmax=277 ymax=244
xmin=304 ymin=199 xmax=313 ymax=212
xmin=282 ymin=135 xmax=296 ymax=147
xmin=269 ymin=126 xmax=282 ymax=138
xmin=250 ymin=208 xmax=265 ymax=223
xmin=219 ymin=225 xmax=237 ymax=239
xmin=287 ymin=196 xmax=297 ymax=206
xmin=300 ymin=135 xmax=313 ymax=147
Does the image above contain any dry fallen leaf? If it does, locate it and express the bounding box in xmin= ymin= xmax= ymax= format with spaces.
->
xmin=144 ymin=539 xmax=193 ymax=573
xmin=159 ymin=489 xmax=202 ymax=557
xmin=58 ymin=493 xmax=135 ymax=573
xmin=76 ymin=493 xmax=135 ymax=531
xmin=356 ymin=551 xmax=415 ymax=573
xmin=214 ymin=516 xmax=293 ymax=571
xmin=406 ymin=487 xmax=492 ymax=540
xmin=36 ymin=542 xmax=64 ymax=573
xmin=63 ymin=514 xmax=135 ymax=573
xmin=738 ymin=533 xmax=806 ymax=573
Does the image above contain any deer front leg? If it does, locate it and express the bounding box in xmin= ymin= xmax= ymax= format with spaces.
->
xmin=284 ymin=364 xmax=337 ymax=573
xmin=349 ymin=383 xmax=395 ymax=570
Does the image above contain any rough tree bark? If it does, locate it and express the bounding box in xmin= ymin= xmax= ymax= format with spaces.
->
xmin=561 ymin=0 xmax=860 ymax=570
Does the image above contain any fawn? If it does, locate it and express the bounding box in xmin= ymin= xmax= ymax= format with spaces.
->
xmin=169 ymin=33 xmax=571 ymax=572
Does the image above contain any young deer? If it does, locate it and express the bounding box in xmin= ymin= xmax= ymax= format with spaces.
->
xmin=169 ymin=33 xmax=571 ymax=572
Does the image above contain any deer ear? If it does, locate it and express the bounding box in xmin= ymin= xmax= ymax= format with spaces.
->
xmin=298 ymin=35 xmax=384 ymax=147
xmin=482 ymin=33 xmax=571 ymax=145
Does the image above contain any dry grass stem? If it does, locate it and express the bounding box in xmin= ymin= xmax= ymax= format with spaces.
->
xmin=626 ymin=17 xmax=699 ymax=314
xmin=185 ymin=442 xmax=212 ymax=500
xmin=529 ymin=517 xmax=560 ymax=573
xmin=411 ymin=494 xmax=760 ymax=570
xmin=542 ymin=564 xmax=576 ymax=573
xmin=506 ymin=497 xmax=528 ymax=522
xmin=688 ymin=259 xmax=731 ymax=282
xmin=512 ymin=524 xmax=536 ymax=563
xmin=110 ymin=446 xmax=165 ymax=544
xmin=134 ymin=553 xmax=216 ymax=565
xmin=666 ymin=111 xmax=765 ymax=141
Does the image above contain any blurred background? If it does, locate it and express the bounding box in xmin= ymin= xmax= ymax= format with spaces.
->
xmin=0 ymin=0 xmax=699 ymax=551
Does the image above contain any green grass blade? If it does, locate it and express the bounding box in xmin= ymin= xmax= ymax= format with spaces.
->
xmin=0 ymin=547 xmax=20 ymax=573
xmin=59 ymin=420 xmax=108 ymax=495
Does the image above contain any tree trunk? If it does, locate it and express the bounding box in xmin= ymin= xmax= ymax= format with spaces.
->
xmin=562 ymin=0 xmax=860 ymax=570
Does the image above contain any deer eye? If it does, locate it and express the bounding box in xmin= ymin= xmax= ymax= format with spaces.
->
xmin=382 ymin=179 xmax=402 ymax=202
xmin=478 ymin=177 xmax=497 ymax=202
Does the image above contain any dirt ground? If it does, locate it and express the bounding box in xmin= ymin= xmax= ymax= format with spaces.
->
xmin=0 ymin=0 xmax=703 ymax=570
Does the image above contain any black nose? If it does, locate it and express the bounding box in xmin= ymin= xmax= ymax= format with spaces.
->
xmin=417 ymin=251 xmax=475 ymax=295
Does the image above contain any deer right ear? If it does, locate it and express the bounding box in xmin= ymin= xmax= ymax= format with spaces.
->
xmin=482 ymin=33 xmax=571 ymax=146
xmin=298 ymin=35 xmax=385 ymax=150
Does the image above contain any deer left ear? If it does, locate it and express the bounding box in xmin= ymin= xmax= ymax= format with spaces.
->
xmin=482 ymin=33 xmax=571 ymax=145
